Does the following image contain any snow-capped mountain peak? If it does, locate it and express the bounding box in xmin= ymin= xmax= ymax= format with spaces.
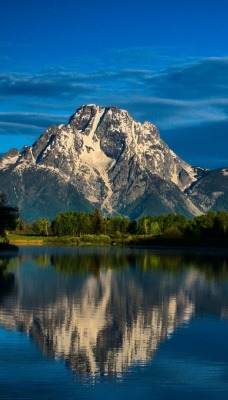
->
xmin=0 ymin=105 xmax=208 ymax=220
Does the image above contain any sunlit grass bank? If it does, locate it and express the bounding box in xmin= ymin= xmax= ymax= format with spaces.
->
xmin=7 ymin=234 xmax=113 ymax=245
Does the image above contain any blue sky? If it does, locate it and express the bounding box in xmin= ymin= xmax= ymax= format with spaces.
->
xmin=1 ymin=0 xmax=228 ymax=168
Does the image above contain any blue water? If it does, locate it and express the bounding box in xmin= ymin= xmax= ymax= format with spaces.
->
xmin=0 ymin=246 xmax=228 ymax=399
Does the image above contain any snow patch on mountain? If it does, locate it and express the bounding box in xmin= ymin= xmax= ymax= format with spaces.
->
xmin=0 ymin=154 xmax=18 ymax=170
xmin=222 ymin=168 xmax=228 ymax=176
xmin=0 ymin=149 xmax=19 ymax=170
xmin=80 ymin=108 xmax=112 ymax=171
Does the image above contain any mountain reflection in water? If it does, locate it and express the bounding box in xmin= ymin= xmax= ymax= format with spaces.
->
xmin=0 ymin=248 xmax=228 ymax=381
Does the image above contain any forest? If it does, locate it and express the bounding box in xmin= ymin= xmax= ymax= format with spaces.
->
xmin=11 ymin=208 xmax=228 ymax=245
xmin=1 ymin=191 xmax=228 ymax=245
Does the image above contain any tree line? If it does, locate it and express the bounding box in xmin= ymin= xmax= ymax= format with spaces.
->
xmin=1 ymin=191 xmax=228 ymax=242
xmin=13 ymin=208 xmax=228 ymax=240
xmin=15 ymin=209 xmax=132 ymax=237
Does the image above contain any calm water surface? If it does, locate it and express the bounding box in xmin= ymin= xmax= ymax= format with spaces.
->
xmin=0 ymin=246 xmax=228 ymax=399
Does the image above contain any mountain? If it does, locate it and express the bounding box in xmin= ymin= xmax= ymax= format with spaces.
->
xmin=0 ymin=104 xmax=222 ymax=221
xmin=186 ymin=168 xmax=228 ymax=212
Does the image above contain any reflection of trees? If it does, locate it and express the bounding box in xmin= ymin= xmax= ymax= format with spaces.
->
xmin=48 ymin=250 xmax=228 ymax=281
xmin=185 ymin=254 xmax=228 ymax=281
xmin=32 ymin=254 xmax=50 ymax=268
xmin=50 ymin=252 xmax=130 ymax=275
xmin=0 ymin=256 xmax=16 ymax=302
xmin=134 ymin=252 xmax=228 ymax=281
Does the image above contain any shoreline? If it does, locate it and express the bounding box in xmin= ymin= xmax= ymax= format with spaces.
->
xmin=3 ymin=235 xmax=228 ymax=255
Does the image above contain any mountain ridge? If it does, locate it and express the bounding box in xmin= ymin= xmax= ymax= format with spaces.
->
xmin=0 ymin=104 xmax=227 ymax=221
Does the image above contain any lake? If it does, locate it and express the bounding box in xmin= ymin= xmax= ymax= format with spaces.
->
xmin=0 ymin=246 xmax=228 ymax=399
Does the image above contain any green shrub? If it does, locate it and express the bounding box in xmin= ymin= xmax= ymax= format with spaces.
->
xmin=79 ymin=234 xmax=111 ymax=244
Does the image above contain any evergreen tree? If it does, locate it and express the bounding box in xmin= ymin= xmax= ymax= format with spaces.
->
xmin=92 ymin=208 xmax=103 ymax=234
xmin=0 ymin=193 xmax=19 ymax=241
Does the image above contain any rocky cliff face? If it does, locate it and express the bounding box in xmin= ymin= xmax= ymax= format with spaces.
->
xmin=186 ymin=168 xmax=228 ymax=212
xmin=0 ymin=104 xmax=212 ymax=220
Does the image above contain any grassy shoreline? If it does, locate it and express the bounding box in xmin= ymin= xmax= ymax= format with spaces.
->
xmin=7 ymin=234 xmax=112 ymax=246
xmin=5 ymin=233 xmax=228 ymax=250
